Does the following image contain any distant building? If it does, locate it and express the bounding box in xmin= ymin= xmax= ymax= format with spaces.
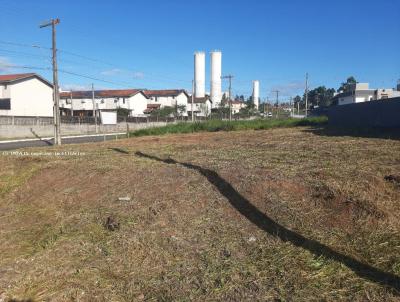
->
xmin=143 ymin=89 xmax=189 ymax=116
xmin=143 ymin=103 xmax=161 ymax=114
xmin=59 ymin=89 xmax=148 ymax=117
xmin=333 ymin=83 xmax=400 ymax=105
xmin=231 ymin=100 xmax=246 ymax=114
xmin=187 ymin=96 xmax=212 ymax=117
xmin=0 ymin=73 xmax=53 ymax=117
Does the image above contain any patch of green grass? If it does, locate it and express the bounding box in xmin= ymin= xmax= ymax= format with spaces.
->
xmin=130 ymin=117 xmax=328 ymax=137
xmin=0 ymin=162 xmax=41 ymax=197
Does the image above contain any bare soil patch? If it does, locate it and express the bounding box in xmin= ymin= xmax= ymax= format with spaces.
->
xmin=1 ymin=127 xmax=400 ymax=301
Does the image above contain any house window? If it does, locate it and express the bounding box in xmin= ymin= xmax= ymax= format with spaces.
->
xmin=0 ymin=98 xmax=11 ymax=110
xmin=123 ymin=98 xmax=126 ymax=104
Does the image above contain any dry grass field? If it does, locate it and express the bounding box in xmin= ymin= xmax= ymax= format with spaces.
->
xmin=1 ymin=126 xmax=400 ymax=301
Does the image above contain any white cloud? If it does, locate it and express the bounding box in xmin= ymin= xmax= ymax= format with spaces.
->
xmin=132 ymin=71 xmax=144 ymax=79
xmin=270 ymin=81 xmax=305 ymax=96
xmin=100 ymin=68 xmax=144 ymax=79
xmin=100 ymin=68 xmax=123 ymax=76
xmin=0 ymin=57 xmax=13 ymax=72
xmin=60 ymin=84 xmax=111 ymax=91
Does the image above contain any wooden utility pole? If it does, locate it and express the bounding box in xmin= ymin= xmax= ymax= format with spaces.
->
xmin=92 ymin=83 xmax=98 ymax=133
xmin=305 ymin=72 xmax=309 ymax=117
xmin=272 ymin=90 xmax=279 ymax=118
xmin=221 ymin=75 xmax=234 ymax=121
xmin=70 ymin=91 xmax=74 ymax=117
xmin=291 ymin=97 xmax=294 ymax=117
xmin=40 ymin=18 xmax=61 ymax=145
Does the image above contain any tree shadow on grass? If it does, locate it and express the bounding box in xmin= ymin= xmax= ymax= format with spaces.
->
xmin=135 ymin=151 xmax=400 ymax=293
xmin=30 ymin=128 xmax=53 ymax=146
xmin=109 ymin=147 xmax=130 ymax=154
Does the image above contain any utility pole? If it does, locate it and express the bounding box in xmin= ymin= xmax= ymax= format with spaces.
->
xmin=92 ymin=83 xmax=98 ymax=133
xmin=221 ymin=75 xmax=234 ymax=121
xmin=272 ymin=90 xmax=279 ymax=118
xmin=40 ymin=18 xmax=61 ymax=145
xmin=191 ymin=80 xmax=194 ymax=122
xmin=70 ymin=91 xmax=74 ymax=117
xmin=290 ymin=96 xmax=293 ymax=117
xmin=305 ymin=72 xmax=309 ymax=117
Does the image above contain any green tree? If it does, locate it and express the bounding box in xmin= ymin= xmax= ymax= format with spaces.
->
xmin=338 ymin=76 xmax=357 ymax=92
xmin=117 ymin=107 xmax=130 ymax=117
xmin=245 ymin=96 xmax=255 ymax=110
xmin=176 ymin=104 xmax=186 ymax=117
xmin=307 ymin=86 xmax=336 ymax=107
xmin=151 ymin=106 xmax=175 ymax=117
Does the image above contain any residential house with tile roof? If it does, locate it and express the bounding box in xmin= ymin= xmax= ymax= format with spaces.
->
xmin=143 ymin=89 xmax=189 ymax=116
xmin=0 ymin=73 xmax=54 ymax=117
xmin=59 ymin=89 xmax=149 ymax=117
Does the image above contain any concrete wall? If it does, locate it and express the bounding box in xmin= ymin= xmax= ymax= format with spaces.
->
xmin=0 ymin=78 xmax=53 ymax=117
xmin=312 ymin=97 xmax=400 ymax=128
xmin=0 ymin=121 xmax=170 ymax=139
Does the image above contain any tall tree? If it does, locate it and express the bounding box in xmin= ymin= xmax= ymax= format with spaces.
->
xmin=338 ymin=76 xmax=357 ymax=92
xmin=307 ymin=86 xmax=336 ymax=107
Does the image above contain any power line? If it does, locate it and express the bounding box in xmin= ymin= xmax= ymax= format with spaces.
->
xmin=0 ymin=64 xmax=129 ymax=86
xmin=0 ymin=40 xmax=51 ymax=50
xmin=0 ymin=39 xmax=191 ymax=86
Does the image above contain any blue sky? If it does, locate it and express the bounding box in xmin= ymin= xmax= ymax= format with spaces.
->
xmin=0 ymin=0 xmax=399 ymax=101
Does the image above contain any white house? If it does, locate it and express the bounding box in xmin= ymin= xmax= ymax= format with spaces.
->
xmin=333 ymin=83 xmax=400 ymax=106
xmin=231 ymin=100 xmax=246 ymax=114
xmin=0 ymin=73 xmax=53 ymax=117
xmin=59 ymin=89 xmax=149 ymax=117
xmin=143 ymin=89 xmax=189 ymax=116
xmin=187 ymin=96 xmax=212 ymax=117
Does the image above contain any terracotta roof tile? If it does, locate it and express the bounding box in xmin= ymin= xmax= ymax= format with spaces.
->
xmin=0 ymin=73 xmax=36 ymax=83
xmin=143 ymin=89 xmax=187 ymax=97
xmin=60 ymin=89 xmax=143 ymax=99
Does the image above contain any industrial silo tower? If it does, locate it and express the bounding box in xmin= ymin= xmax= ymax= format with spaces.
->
xmin=253 ymin=80 xmax=260 ymax=110
xmin=210 ymin=50 xmax=222 ymax=107
xmin=194 ymin=51 xmax=205 ymax=98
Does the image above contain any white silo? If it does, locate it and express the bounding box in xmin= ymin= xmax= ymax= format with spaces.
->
xmin=210 ymin=50 xmax=222 ymax=107
xmin=253 ymin=80 xmax=260 ymax=110
xmin=194 ymin=51 xmax=205 ymax=98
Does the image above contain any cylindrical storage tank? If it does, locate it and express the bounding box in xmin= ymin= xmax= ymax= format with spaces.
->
xmin=253 ymin=80 xmax=260 ymax=110
xmin=194 ymin=51 xmax=205 ymax=98
xmin=210 ymin=50 xmax=222 ymax=107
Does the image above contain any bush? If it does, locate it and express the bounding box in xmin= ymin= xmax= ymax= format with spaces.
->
xmin=130 ymin=117 xmax=327 ymax=137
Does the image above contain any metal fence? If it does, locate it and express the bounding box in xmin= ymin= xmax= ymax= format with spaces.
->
xmin=0 ymin=113 xmax=253 ymax=126
xmin=0 ymin=116 xmax=53 ymax=126
xmin=0 ymin=115 xmax=211 ymax=126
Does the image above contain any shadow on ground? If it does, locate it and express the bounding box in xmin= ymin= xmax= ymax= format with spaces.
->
xmin=109 ymin=147 xmax=129 ymax=154
xmin=303 ymin=126 xmax=400 ymax=140
xmin=30 ymin=128 xmax=53 ymax=146
xmin=134 ymin=151 xmax=400 ymax=293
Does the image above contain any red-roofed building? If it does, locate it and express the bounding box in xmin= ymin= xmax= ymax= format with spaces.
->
xmin=59 ymin=89 xmax=149 ymax=117
xmin=0 ymin=73 xmax=53 ymax=117
xmin=143 ymin=89 xmax=189 ymax=116
xmin=187 ymin=96 xmax=212 ymax=117
xmin=231 ymin=100 xmax=246 ymax=114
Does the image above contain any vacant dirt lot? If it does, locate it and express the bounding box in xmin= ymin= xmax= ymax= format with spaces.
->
xmin=1 ymin=127 xmax=400 ymax=301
